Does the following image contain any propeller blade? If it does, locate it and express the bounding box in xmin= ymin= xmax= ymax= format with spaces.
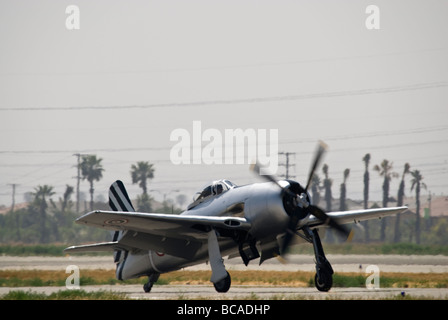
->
xmin=250 ymin=162 xmax=295 ymax=197
xmin=281 ymin=230 xmax=295 ymax=255
xmin=308 ymin=205 xmax=351 ymax=238
xmin=250 ymin=162 xmax=282 ymax=187
xmin=280 ymin=206 xmax=302 ymax=254
xmin=347 ymin=228 xmax=355 ymax=242
xmin=304 ymin=140 xmax=328 ymax=192
xmin=252 ymin=141 xmax=352 ymax=256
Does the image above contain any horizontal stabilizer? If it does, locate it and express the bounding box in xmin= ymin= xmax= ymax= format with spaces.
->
xmin=64 ymin=241 xmax=132 ymax=254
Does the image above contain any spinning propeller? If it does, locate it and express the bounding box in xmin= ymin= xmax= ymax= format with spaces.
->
xmin=251 ymin=141 xmax=352 ymax=255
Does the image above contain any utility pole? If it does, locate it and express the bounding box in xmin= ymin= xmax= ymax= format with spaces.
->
xmin=278 ymin=152 xmax=296 ymax=180
xmin=426 ymin=191 xmax=432 ymax=230
xmin=7 ymin=183 xmax=19 ymax=212
xmin=73 ymin=153 xmax=90 ymax=213
xmin=7 ymin=183 xmax=20 ymax=240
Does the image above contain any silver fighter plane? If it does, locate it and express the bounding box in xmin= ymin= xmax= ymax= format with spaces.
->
xmin=65 ymin=142 xmax=407 ymax=293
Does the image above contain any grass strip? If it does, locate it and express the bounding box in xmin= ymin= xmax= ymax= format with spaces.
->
xmin=1 ymin=289 xmax=128 ymax=300
xmin=1 ymin=269 xmax=447 ymax=289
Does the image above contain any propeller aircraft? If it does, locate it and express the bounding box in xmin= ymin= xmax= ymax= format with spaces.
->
xmin=65 ymin=142 xmax=407 ymax=293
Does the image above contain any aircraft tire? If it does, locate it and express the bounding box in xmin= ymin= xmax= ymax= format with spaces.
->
xmin=143 ymin=282 xmax=153 ymax=293
xmin=213 ymin=272 xmax=231 ymax=293
xmin=314 ymin=269 xmax=332 ymax=292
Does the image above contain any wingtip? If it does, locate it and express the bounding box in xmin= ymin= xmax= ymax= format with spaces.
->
xmin=346 ymin=229 xmax=355 ymax=242
xmin=273 ymin=252 xmax=288 ymax=265
xmin=249 ymin=161 xmax=257 ymax=172
xmin=318 ymin=140 xmax=329 ymax=151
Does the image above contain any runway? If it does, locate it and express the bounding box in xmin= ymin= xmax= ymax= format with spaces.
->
xmin=2 ymin=254 xmax=448 ymax=273
xmin=1 ymin=284 xmax=447 ymax=300
xmin=1 ymin=254 xmax=447 ymax=299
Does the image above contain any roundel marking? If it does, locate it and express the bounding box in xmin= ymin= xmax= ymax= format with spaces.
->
xmin=104 ymin=218 xmax=129 ymax=225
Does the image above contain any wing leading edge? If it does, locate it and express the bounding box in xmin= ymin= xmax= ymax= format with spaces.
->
xmin=64 ymin=241 xmax=133 ymax=253
xmin=306 ymin=206 xmax=408 ymax=228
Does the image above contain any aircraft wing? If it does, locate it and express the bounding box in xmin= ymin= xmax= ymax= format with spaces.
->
xmin=70 ymin=210 xmax=251 ymax=259
xmin=76 ymin=210 xmax=251 ymax=234
xmin=306 ymin=206 xmax=408 ymax=228
xmin=64 ymin=241 xmax=133 ymax=253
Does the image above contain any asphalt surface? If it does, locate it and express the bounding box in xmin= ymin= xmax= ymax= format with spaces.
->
xmin=1 ymin=254 xmax=448 ymax=273
xmin=1 ymin=255 xmax=447 ymax=299
xmin=1 ymin=284 xmax=447 ymax=300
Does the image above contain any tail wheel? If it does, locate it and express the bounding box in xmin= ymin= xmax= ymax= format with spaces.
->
xmin=143 ymin=282 xmax=153 ymax=293
xmin=213 ymin=272 xmax=231 ymax=293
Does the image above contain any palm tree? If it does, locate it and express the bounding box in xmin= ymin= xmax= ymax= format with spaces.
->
xmin=394 ymin=163 xmax=410 ymax=243
xmin=32 ymin=185 xmax=55 ymax=243
xmin=339 ymin=169 xmax=350 ymax=211
xmin=310 ymin=173 xmax=322 ymax=206
xmin=131 ymin=161 xmax=155 ymax=195
xmin=410 ymin=170 xmax=426 ymax=244
xmin=362 ymin=153 xmax=371 ymax=242
xmin=362 ymin=154 xmax=371 ymax=209
xmin=373 ymin=159 xmax=398 ymax=241
xmin=322 ymin=164 xmax=332 ymax=212
xmin=80 ymin=155 xmax=104 ymax=211
xmin=61 ymin=184 xmax=74 ymax=213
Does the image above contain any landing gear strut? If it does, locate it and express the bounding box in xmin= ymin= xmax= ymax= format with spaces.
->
xmin=208 ymin=229 xmax=231 ymax=293
xmin=304 ymin=227 xmax=334 ymax=292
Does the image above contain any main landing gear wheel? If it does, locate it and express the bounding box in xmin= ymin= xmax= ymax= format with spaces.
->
xmin=314 ymin=267 xmax=333 ymax=292
xmin=213 ymin=272 xmax=231 ymax=293
xmin=304 ymin=227 xmax=334 ymax=292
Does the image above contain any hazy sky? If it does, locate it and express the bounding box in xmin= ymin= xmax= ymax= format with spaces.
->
xmin=1 ymin=0 xmax=447 ymax=208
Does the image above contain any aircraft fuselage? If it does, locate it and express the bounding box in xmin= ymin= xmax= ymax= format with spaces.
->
xmin=116 ymin=181 xmax=300 ymax=280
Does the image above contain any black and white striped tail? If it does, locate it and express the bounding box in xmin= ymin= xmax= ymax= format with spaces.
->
xmin=109 ymin=180 xmax=134 ymax=267
xmin=109 ymin=180 xmax=135 ymax=212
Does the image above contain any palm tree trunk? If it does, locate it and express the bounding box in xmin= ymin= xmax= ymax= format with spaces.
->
xmin=394 ymin=180 xmax=405 ymax=243
xmin=363 ymin=171 xmax=370 ymax=242
xmin=380 ymin=178 xmax=389 ymax=242
xmin=142 ymin=177 xmax=147 ymax=195
xmin=415 ymin=184 xmax=421 ymax=244
xmin=39 ymin=198 xmax=47 ymax=243
xmin=89 ymin=181 xmax=94 ymax=211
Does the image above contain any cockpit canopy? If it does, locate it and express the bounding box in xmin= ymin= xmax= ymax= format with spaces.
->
xmin=188 ymin=179 xmax=236 ymax=209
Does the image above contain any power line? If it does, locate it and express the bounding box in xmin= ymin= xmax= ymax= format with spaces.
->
xmin=0 ymin=81 xmax=446 ymax=112
xmin=2 ymin=46 xmax=446 ymax=78
xmin=1 ymin=126 xmax=447 ymax=155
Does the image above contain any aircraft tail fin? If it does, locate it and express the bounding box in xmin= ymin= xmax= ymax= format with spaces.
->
xmin=109 ymin=180 xmax=135 ymax=212
xmin=108 ymin=180 xmax=135 ymax=264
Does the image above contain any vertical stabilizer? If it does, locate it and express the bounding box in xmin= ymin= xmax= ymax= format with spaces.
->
xmin=108 ymin=180 xmax=134 ymax=268
xmin=109 ymin=180 xmax=135 ymax=212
